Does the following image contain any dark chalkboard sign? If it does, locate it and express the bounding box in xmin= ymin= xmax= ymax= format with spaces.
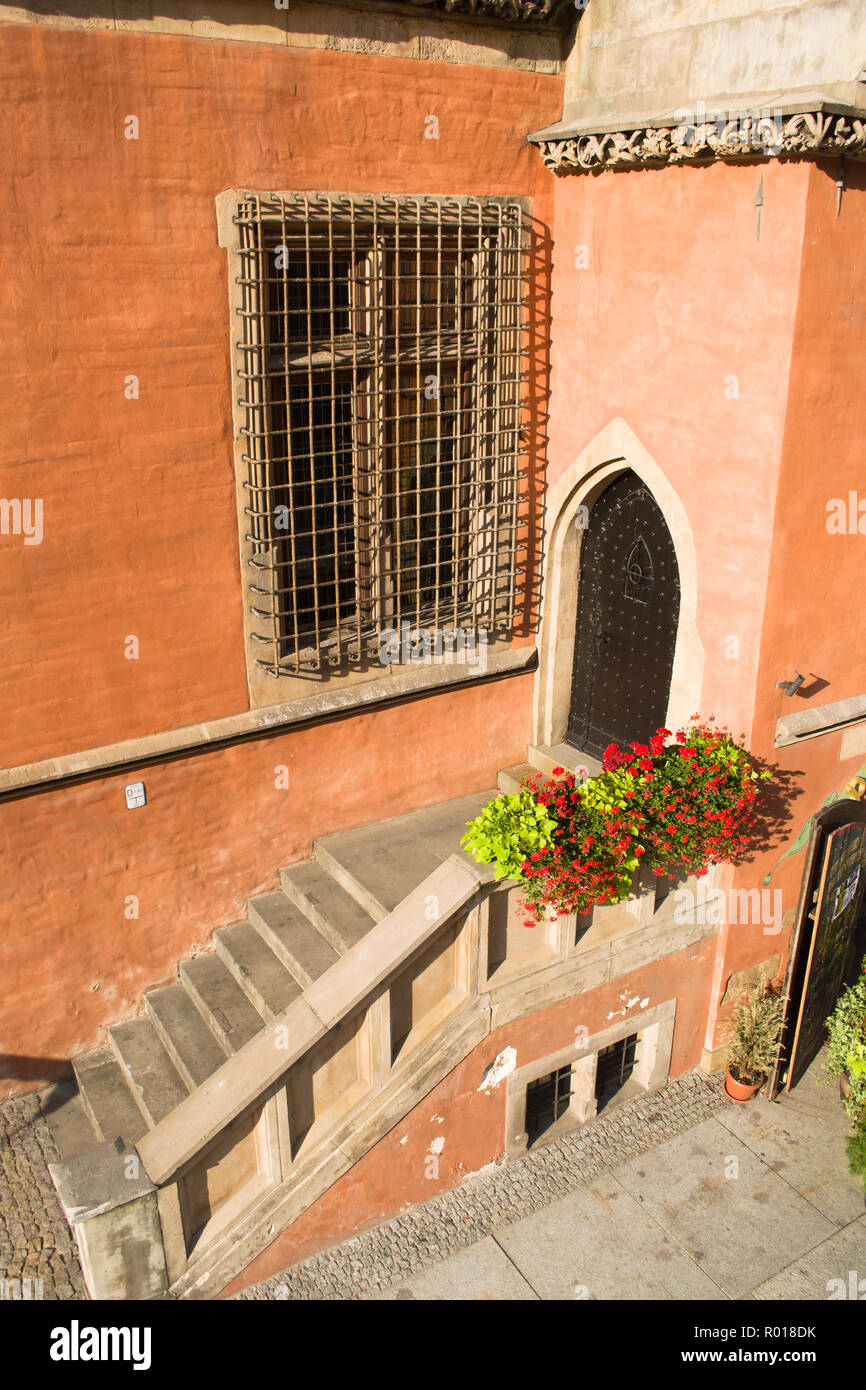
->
xmin=786 ymin=821 xmax=866 ymax=1092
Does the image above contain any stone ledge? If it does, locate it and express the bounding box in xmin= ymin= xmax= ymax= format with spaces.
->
xmin=775 ymin=692 xmax=866 ymax=748
xmin=0 ymin=645 xmax=537 ymax=799
xmin=49 ymin=1141 xmax=155 ymax=1225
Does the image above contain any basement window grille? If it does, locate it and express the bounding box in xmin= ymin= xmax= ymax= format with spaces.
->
xmin=594 ymin=1033 xmax=638 ymax=1109
xmin=233 ymin=193 xmax=530 ymax=676
xmin=525 ymin=1064 xmax=573 ymax=1145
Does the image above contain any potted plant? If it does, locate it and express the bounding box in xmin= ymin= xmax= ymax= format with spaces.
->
xmin=461 ymin=719 xmax=771 ymax=927
xmin=724 ymin=979 xmax=784 ymax=1102
xmin=823 ymin=960 xmax=866 ymax=1124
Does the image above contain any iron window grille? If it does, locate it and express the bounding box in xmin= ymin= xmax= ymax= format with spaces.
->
xmin=233 ymin=192 xmax=530 ymax=677
xmin=594 ymin=1033 xmax=638 ymax=1108
xmin=525 ymin=1064 xmax=573 ymax=1144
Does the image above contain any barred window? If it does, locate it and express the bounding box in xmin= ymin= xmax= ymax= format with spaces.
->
xmin=233 ymin=193 xmax=529 ymax=677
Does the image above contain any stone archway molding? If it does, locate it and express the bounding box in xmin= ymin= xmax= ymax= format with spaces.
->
xmin=535 ymin=417 xmax=704 ymax=750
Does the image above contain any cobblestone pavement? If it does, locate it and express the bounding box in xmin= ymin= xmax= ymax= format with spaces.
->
xmin=237 ymin=1069 xmax=727 ymax=1301
xmin=0 ymin=1093 xmax=86 ymax=1301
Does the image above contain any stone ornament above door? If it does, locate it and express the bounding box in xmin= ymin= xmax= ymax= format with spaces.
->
xmin=529 ymin=94 xmax=866 ymax=174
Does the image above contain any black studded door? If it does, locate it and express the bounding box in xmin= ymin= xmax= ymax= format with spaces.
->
xmin=567 ymin=471 xmax=680 ymax=759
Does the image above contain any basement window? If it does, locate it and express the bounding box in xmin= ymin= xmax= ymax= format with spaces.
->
xmin=525 ymin=1064 xmax=573 ymax=1146
xmin=230 ymin=193 xmax=530 ymax=678
xmin=594 ymin=1033 xmax=638 ymax=1111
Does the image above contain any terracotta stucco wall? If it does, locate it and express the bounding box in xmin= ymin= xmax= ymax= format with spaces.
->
xmin=0 ymin=25 xmax=558 ymax=1092
xmin=0 ymin=24 xmax=559 ymax=769
xmin=222 ymin=934 xmax=716 ymax=1295
xmin=546 ymin=157 xmax=810 ymax=741
xmin=709 ymin=162 xmax=866 ymax=1049
xmin=0 ymin=674 xmax=533 ymax=1095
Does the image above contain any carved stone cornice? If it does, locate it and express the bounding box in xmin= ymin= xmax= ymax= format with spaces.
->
xmin=532 ymin=105 xmax=866 ymax=173
xmin=318 ymin=0 xmax=575 ymax=27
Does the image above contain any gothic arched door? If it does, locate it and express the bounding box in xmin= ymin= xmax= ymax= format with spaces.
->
xmin=567 ymin=471 xmax=680 ymax=758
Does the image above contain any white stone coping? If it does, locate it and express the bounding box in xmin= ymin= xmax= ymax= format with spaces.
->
xmin=0 ymin=646 xmax=536 ymax=798
xmin=528 ymin=84 xmax=866 ymax=144
xmin=774 ymin=693 xmax=866 ymax=748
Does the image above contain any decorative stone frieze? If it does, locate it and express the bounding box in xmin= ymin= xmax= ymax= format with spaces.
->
xmin=535 ymin=107 xmax=866 ymax=174
xmin=321 ymin=0 xmax=574 ymax=26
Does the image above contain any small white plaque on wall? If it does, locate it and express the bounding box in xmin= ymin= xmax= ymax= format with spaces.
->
xmin=125 ymin=782 xmax=146 ymax=809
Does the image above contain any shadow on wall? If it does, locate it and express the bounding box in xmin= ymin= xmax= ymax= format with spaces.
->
xmin=0 ymin=1056 xmax=73 ymax=1094
xmin=521 ymin=214 xmax=553 ymax=642
xmin=739 ymin=756 xmax=803 ymax=861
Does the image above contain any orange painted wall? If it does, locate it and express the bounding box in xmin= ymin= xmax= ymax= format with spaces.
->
xmin=222 ymin=935 xmax=716 ymax=1295
xmin=0 ymin=673 xmax=533 ymax=1094
xmin=709 ymin=162 xmax=866 ymax=1049
xmin=0 ymin=26 xmax=557 ymax=1092
xmin=0 ymin=25 xmax=558 ymax=769
xmin=547 ymin=158 xmax=810 ymax=739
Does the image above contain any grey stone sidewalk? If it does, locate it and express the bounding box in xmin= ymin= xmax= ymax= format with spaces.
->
xmin=0 ymin=1092 xmax=86 ymax=1301
xmin=238 ymin=1068 xmax=729 ymax=1300
xmin=240 ymin=1055 xmax=865 ymax=1302
xmin=2 ymin=1051 xmax=862 ymax=1303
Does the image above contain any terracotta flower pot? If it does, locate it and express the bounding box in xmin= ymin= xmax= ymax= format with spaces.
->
xmin=840 ymin=1070 xmax=852 ymax=1103
xmin=724 ymin=1065 xmax=763 ymax=1103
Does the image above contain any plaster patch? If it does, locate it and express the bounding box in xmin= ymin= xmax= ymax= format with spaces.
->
xmin=428 ymin=1136 xmax=445 ymax=1156
xmin=399 ymin=1136 xmax=407 ymax=1145
xmin=606 ymin=995 xmax=650 ymax=1021
xmin=477 ymin=1046 xmax=517 ymax=1091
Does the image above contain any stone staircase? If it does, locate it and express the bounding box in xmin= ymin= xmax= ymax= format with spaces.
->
xmin=498 ymin=741 xmax=602 ymax=793
xmin=44 ymin=789 xmax=498 ymax=1168
xmin=43 ymin=745 xmax=608 ymax=1298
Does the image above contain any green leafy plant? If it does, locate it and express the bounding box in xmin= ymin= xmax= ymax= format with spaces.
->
xmin=824 ymin=959 xmax=866 ymax=1123
xmin=460 ymin=719 xmax=771 ymax=925
xmin=726 ymin=980 xmax=784 ymax=1086
xmin=460 ymin=789 xmax=558 ymax=883
xmin=845 ymin=1119 xmax=866 ymax=1194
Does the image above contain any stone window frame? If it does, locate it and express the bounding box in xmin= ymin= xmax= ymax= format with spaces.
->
xmin=215 ymin=188 xmax=531 ymax=712
xmin=503 ymin=996 xmax=676 ymax=1160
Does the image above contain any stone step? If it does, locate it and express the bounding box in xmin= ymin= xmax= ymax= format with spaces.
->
xmin=73 ymin=1049 xmax=149 ymax=1147
xmin=145 ymin=983 xmax=229 ymax=1090
xmin=497 ymin=762 xmax=536 ymax=794
xmin=528 ymin=743 xmax=601 ymax=781
xmin=280 ymin=859 xmax=379 ymax=954
xmin=214 ymin=920 xmax=304 ymax=1021
xmin=39 ymin=1080 xmax=100 ymax=1161
xmin=108 ymin=1017 xmax=190 ymax=1127
xmin=179 ymin=954 xmax=266 ymax=1054
xmin=247 ymin=891 xmax=342 ymax=988
xmin=314 ymin=790 xmax=497 ymax=919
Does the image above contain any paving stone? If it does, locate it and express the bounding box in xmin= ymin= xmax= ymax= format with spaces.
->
xmin=236 ymin=1070 xmax=727 ymax=1301
xmin=0 ymin=1094 xmax=86 ymax=1301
